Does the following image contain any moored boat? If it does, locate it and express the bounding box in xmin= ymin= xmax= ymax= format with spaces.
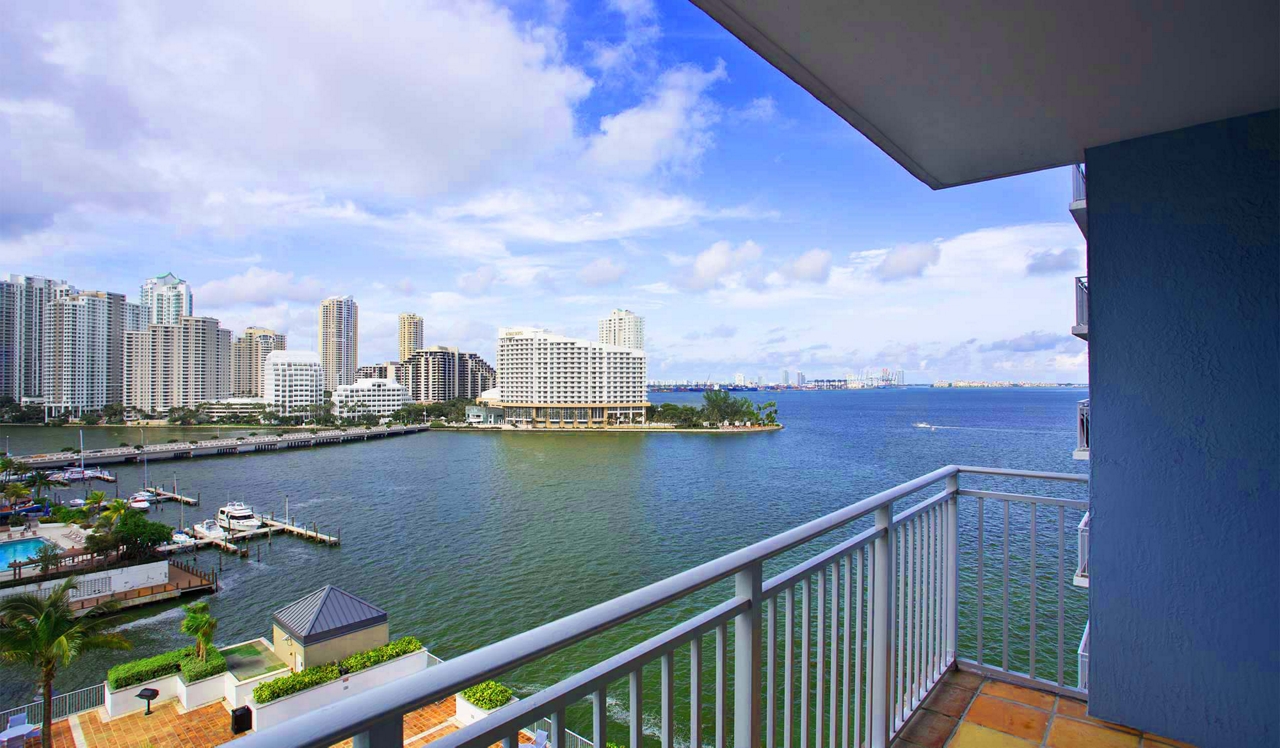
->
xmin=216 ymin=501 xmax=262 ymax=533
xmin=192 ymin=519 xmax=226 ymax=541
xmin=171 ymin=531 xmax=196 ymax=546
xmin=128 ymin=496 xmax=151 ymax=512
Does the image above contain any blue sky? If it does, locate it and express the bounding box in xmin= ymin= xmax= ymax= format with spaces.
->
xmin=0 ymin=0 xmax=1087 ymax=383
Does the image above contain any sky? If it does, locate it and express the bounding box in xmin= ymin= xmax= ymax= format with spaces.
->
xmin=0 ymin=0 xmax=1088 ymax=384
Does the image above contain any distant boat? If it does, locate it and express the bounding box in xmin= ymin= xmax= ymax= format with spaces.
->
xmin=171 ymin=531 xmax=196 ymax=546
xmin=128 ymin=497 xmax=151 ymax=512
xmin=216 ymin=502 xmax=262 ymax=533
xmin=192 ymin=519 xmax=226 ymax=541
xmin=68 ymin=498 xmax=86 ymax=508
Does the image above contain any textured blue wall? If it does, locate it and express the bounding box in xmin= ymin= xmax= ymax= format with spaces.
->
xmin=1087 ymin=110 xmax=1278 ymax=747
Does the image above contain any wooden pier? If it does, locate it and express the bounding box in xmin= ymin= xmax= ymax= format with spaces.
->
xmin=149 ymin=488 xmax=199 ymax=506
xmin=157 ymin=516 xmax=339 ymax=557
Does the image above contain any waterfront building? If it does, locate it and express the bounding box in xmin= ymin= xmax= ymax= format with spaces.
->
xmin=0 ymin=274 xmax=76 ymax=402
xmin=203 ymin=397 xmax=269 ymax=422
xmin=318 ymin=296 xmax=358 ymax=392
xmin=233 ymin=327 xmax=288 ymax=397
xmin=398 ymin=313 xmax=424 ymax=363
xmin=782 ymin=369 xmax=790 ymax=386
xmin=400 ymin=346 xmax=494 ymax=403
xmin=484 ymin=327 xmax=647 ymax=427
xmin=331 ymin=378 xmax=408 ymax=418
xmin=139 ymin=272 xmax=193 ymax=325
xmin=464 ymin=404 xmax=506 ymax=425
xmin=734 ymin=373 xmax=745 ymax=386
xmin=356 ymin=361 xmax=402 ymax=383
xmin=796 ymin=370 xmax=806 ymax=387
xmin=263 ymin=350 xmax=324 ymax=417
xmin=598 ymin=308 xmax=644 ymax=350
xmin=123 ymin=316 xmax=233 ymax=415
xmin=41 ymin=291 xmax=111 ymax=417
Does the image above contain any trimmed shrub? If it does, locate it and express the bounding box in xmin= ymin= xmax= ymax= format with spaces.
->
xmin=180 ymin=646 xmax=228 ymax=683
xmin=108 ymin=648 xmax=189 ymax=689
xmin=429 ymin=421 xmax=447 ymax=429
xmin=461 ymin=680 xmax=513 ymax=711
xmin=252 ymin=636 xmax=423 ymax=704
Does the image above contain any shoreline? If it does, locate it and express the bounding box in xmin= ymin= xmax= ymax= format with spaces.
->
xmin=431 ymin=424 xmax=784 ymax=434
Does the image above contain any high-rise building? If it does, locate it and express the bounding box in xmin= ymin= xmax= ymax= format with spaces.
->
xmin=734 ymin=373 xmax=746 ymax=386
xmin=796 ymin=370 xmax=807 ymax=386
xmin=485 ymin=327 xmax=648 ymax=427
xmin=782 ymin=369 xmax=790 ymax=386
xmin=42 ymin=292 xmax=111 ymax=417
xmin=263 ymin=350 xmax=325 ymax=417
xmin=356 ymin=361 xmax=402 ymax=382
xmin=139 ymin=272 xmax=193 ymax=325
xmin=124 ymin=317 xmax=233 ymax=414
xmin=398 ymin=313 xmax=424 ymax=363
xmin=598 ymin=309 xmax=645 ymax=350
xmin=400 ymin=346 xmax=494 ymax=403
xmin=0 ymin=274 xmax=77 ymax=402
xmin=233 ymin=327 xmax=288 ymax=396
xmin=318 ymin=296 xmax=358 ymax=392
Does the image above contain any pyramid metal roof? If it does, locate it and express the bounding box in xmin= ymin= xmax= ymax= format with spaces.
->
xmin=271 ymin=585 xmax=388 ymax=645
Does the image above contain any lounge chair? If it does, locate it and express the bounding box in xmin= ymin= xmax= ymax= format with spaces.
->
xmin=528 ymin=729 xmax=548 ymax=748
xmin=5 ymin=715 xmax=24 ymax=730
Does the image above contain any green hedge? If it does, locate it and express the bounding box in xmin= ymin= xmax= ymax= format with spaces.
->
xmin=180 ymin=646 xmax=227 ymax=682
xmin=461 ymin=680 xmax=513 ymax=710
xmin=252 ymin=636 xmax=423 ymax=705
xmin=108 ymin=646 xmax=227 ymax=689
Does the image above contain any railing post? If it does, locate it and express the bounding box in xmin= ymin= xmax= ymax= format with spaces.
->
xmin=944 ymin=474 xmax=959 ymax=665
xmin=352 ymin=714 xmax=402 ymax=748
xmin=734 ymin=561 xmax=763 ymax=748
xmin=870 ymin=504 xmax=896 ymax=748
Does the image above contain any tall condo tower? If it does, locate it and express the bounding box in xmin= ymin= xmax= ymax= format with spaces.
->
xmin=318 ymin=296 xmax=358 ymax=392
xmin=232 ymin=327 xmax=288 ymax=396
xmin=598 ymin=309 xmax=645 ymax=350
xmin=398 ymin=313 xmax=424 ymax=363
xmin=139 ymin=272 xmax=193 ymax=325
xmin=0 ymin=274 xmax=76 ymax=402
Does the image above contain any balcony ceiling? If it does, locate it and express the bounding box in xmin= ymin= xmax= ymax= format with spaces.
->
xmin=691 ymin=0 xmax=1280 ymax=188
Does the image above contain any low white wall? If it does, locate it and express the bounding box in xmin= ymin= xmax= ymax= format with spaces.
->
xmin=105 ymin=673 xmax=182 ymax=717
xmin=455 ymin=693 xmax=516 ymax=726
xmin=250 ymin=649 xmax=431 ymax=732
xmin=221 ymin=638 xmax=292 ymax=708
xmin=177 ymin=672 xmax=225 ymax=710
xmin=0 ymin=560 xmax=169 ymax=604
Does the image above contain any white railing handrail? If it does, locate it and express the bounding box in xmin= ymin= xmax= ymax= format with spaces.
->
xmin=225 ymin=465 xmax=1086 ymax=748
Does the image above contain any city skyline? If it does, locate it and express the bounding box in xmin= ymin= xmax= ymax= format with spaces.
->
xmin=0 ymin=2 xmax=1087 ymax=384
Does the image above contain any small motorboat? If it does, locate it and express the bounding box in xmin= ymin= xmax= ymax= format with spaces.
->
xmin=216 ymin=501 xmax=262 ymax=533
xmin=170 ymin=531 xmax=196 ymax=546
xmin=130 ymin=490 xmax=156 ymax=504
xmin=68 ymin=498 xmax=86 ymax=508
xmin=128 ymin=496 xmax=151 ymax=512
xmin=192 ymin=519 xmax=226 ymax=541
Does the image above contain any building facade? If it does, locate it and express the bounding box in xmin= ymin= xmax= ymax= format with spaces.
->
xmin=486 ymin=327 xmax=647 ymax=427
xmin=263 ymin=350 xmax=325 ymax=417
xmin=397 ymin=313 xmax=423 ymax=364
xmin=139 ymin=272 xmax=193 ymax=325
xmin=598 ymin=309 xmax=644 ymax=350
xmin=41 ymin=292 xmax=111 ymax=416
xmin=400 ymin=346 xmax=494 ymax=403
xmin=233 ymin=327 xmax=288 ymax=396
xmin=0 ymin=275 xmax=77 ymax=403
xmin=356 ymin=361 xmax=402 ymax=382
xmin=331 ymin=378 xmax=408 ymax=418
xmin=318 ymin=296 xmax=358 ymax=392
xmin=123 ymin=317 xmax=233 ymax=415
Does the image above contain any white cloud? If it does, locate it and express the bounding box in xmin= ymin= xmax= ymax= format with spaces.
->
xmin=782 ymin=249 xmax=832 ymax=283
xmin=681 ymin=239 xmax=763 ymax=291
xmin=872 ymin=243 xmax=941 ymax=281
xmin=458 ymin=265 xmax=498 ymax=293
xmin=637 ymin=281 xmax=677 ymax=295
xmin=733 ymin=96 xmax=777 ymax=123
xmin=1026 ymin=247 xmax=1082 ymax=275
xmin=578 ymin=257 xmax=626 ymax=286
xmin=195 ymin=266 xmax=327 ymax=308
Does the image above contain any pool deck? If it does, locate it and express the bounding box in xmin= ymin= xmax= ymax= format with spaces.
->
xmin=26 ymin=671 xmax=1199 ymax=748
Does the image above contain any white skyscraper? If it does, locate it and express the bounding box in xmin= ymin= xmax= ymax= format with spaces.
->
xmin=318 ymin=296 xmax=358 ymax=392
xmin=0 ymin=274 xmax=77 ymax=402
xmin=41 ymin=292 xmax=110 ymax=417
xmin=139 ymin=272 xmax=193 ymax=325
xmin=487 ymin=327 xmax=648 ymax=426
xmin=734 ymin=373 xmax=746 ymax=386
xmin=123 ymin=317 xmax=233 ymax=414
xmin=263 ymin=350 xmax=325 ymax=417
xmin=598 ymin=309 xmax=645 ymax=350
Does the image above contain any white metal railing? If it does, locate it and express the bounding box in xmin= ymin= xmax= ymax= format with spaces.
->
xmin=1074 ymin=276 xmax=1089 ymax=333
xmin=225 ymin=465 xmax=1088 ymax=748
xmin=1075 ymin=400 xmax=1090 ymax=459
xmin=1071 ymin=164 xmax=1086 ymax=202
xmin=0 ymin=684 xmax=105 ymax=727
xmin=1077 ymin=622 xmax=1090 ymax=692
xmin=1074 ymin=512 xmax=1090 ymax=587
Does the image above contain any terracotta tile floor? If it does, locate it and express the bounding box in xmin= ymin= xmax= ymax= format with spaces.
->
xmin=75 ymin=701 xmax=235 ymax=748
xmin=891 ymin=672 xmax=1199 ymax=748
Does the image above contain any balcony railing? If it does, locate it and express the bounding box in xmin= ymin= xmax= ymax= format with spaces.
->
xmin=227 ymin=465 xmax=1088 ymax=748
xmin=1072 ymin=276 xmax=1088 ymax=340
xmin=1071 ymin=164 xmax=1086 ymax=203
xmin=1075 ymin=399 xmax=1090 ymax=460
xmin=1074 ymin=512 xmax=1090 ymax=587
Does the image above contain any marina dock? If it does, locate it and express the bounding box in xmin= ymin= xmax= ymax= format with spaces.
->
xmin=149 ymin=487 xmax=199 ymax=506
xmin=158 ymin=516 xmax=339 ymax=557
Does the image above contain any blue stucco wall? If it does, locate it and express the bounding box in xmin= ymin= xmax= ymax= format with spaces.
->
xmin=1086 ymin=110 xmax=1278 ymax=747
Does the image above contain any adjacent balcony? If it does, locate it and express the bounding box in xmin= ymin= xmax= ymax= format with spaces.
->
xmin=1070 ymin=164 xmax=1087 ymax=238
xmin=1072 ymin=276 xmax=1088 ymax=341
xmin=1075 ymin=399 xmax=1090 ymax=460
xmin=229 ymin=465 xmax=1089 ymax=748
xmin=1074 ymin=511 xmax=1090 ymax=587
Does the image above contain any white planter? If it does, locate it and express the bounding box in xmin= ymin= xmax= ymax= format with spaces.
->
xmin=105 ymin=673 xmax=182 ymax=717
xmin=177 ymin=672 xmax=225 ymax=710
xmin=455 ymin=693 xmax=516 ymax=726
xmin=250 ymin=649 xmax=431 ymax=732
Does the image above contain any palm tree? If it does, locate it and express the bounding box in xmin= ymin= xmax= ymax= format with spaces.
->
xmin=26 ymin=473 xmax=55 ymax=503
xmin=180 ymin=601 xmax=217 ymax=661
xmin=99 ymin=499 xmax=130 ymax=527
xmin=85 ymin=490 xmax=107 ymax=512
xmin=4 ymin=482 xmax=31 ymax=503
xmin=0 ymin=577 xmax=130 ymax=748
xmin=28 ymin=544 xmax=62 ymax=574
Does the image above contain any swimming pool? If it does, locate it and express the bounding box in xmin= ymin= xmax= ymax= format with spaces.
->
xmin=0 ymin=538 xmax=51 ymax=568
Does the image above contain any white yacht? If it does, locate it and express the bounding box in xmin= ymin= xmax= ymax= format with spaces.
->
xmin=192 ymin=519 xmax=226 ymax=541
xmin=216 ymin=502 xmax=262 ymax=533
xmin=127 ymin=496 xmax=151 ymax=511
xmin=170 ymin=531 xmax=196 ymax=546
